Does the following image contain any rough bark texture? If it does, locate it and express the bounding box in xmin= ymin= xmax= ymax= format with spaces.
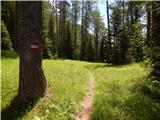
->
xmin=17 ymin=1 xmax=47 ymax=104
xmin=150 ymin=2 xmax=160 ymax=81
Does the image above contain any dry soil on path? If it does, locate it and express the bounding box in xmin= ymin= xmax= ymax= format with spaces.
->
xmin=76 ymin=72 xmax=95 ymax=120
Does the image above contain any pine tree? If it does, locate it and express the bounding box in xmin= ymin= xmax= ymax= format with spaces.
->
xmin=63 ymin=23 xmax=73 ymax=59
xmin=1 ymin=1 xmax=16 ymax=51
xmin=80 ymin=1 xmax=96 ymax=61
xmin=71 ymin=1 xmax=81 ymax=58
xmin=1 ymin=20 xmax=12 ymax=50
xmin=86 ymin=34 xmax=95 ymax=62
xmin=48 ymin=5 xmax=57 ymax=58
xmin=106 ymin=0 xmax=112 ymax=63
xmin=17 ymin=1 xmax=47 ymax=104
xmin=42 ymin=1 xmax=52 ymax=58
xmin=100 ymin=34 xmax=107 ymax=62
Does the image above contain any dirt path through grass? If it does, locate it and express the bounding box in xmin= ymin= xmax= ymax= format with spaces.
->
xmin=76 ymin=72 xmax=95 ymax=120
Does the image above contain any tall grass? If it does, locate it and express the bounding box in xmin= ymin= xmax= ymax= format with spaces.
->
xmin=91 ymin=63 xmax=160 ymax=120
xmin=1 ymin=59 xmax=89 ymax=120
xmin=1 ymin=58 xmax=160 ymax=120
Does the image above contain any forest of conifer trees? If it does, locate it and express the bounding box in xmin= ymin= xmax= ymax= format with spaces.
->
xmin=1 ymin=1 xmax=160 ymax=119
xmin=1 ymin=1 xmax=160 ymax=80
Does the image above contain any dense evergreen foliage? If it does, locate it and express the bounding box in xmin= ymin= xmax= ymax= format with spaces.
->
xmin=1 ymin=20 xmax=12 ymax=50
xmin=1 ymin=1 xmax=160 ymax=83
xmin=1 ymin=1 xmax=160 ymax=119
xmin=1 ymin=1 xmax=16 ymax=51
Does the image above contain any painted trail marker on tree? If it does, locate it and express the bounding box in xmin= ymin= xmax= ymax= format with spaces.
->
xmin=31 ymin=43 xmax=39 ymax=51
xmin=17 ymin=1 xmax=47 ymax=105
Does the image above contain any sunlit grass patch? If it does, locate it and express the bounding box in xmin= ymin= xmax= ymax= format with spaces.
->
xmin=1 ymin=59 xmax=89 ymax=120
xmin=91 ymin=63 xmax=160 ymax=120
xmin=2 ymin=59 xmax=160 ymax=120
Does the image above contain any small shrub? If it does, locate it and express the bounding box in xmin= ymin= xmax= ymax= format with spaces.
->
xmin=1 ymin=20 xmax=12 ymax=50
xmin=1 ymin=50 xmax=19 ymax=58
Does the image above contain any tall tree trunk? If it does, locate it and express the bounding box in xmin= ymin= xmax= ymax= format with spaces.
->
xmin=123 ymin=0 xmax=125 ymax=29
xmin=106 ymin=0 xmax=111 ymax=63
xmin=74 ymin=12 xmax=77 ymax=50
xmin=59 ymin=1 xmax=66 ymax=58
xmin=121 ymin=0 xmax=125 ymax=63
xmin=55 ymin=0 xmax=59 ymax=56
xmin=58 ymin=1 xmax=62 ymax=58
xmin=130 ymin=2 xmax=133 ymax=24
xmin=146 ymin=2 xmax=151 ymax=46
xmin=62 ymin=1 xmax=66 ymax=58
xmin=80 ymin=0 xmax=85 ymax=60
xmin=74 ymin=2 xmax=77 ymax=50
xmin=150 ymin=2 xmax=160 ymax=81
xmin=94 ymin=25 xmax=99 ymax=62
xmin=17 ymin=1 xmax=47 ymax=104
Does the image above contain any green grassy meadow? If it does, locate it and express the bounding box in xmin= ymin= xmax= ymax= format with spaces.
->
xmin=1 ymin=59 xmax=89 ymax=120
xmin=1 ymin=58 xmax=160 ymax=120
xmin=91 ymin=63 xmax=160 ymax=120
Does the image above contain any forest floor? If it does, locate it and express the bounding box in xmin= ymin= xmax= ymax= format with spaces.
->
xmin=1 ymin=56 xmax=160 ymax=120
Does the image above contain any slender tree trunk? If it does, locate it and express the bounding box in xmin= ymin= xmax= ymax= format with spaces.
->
xmin=74 ymin=1 xmax=78 ymax=50
xmin=106 ymin=0 xmax=111 ymax=63
xmin=130 ymin=2 xmax=133 ymax=24
xmin=80 ymin=0 xmax=85 ymax=60
xmin=94 ymin=26 xmax=99 ymax=62
xmin=62 ymin=1 xmax=66 ymax=58
xmin=121 ymin=0 xmax=125 ymax=63
xmin=74 ymin=9 xmax=77 ymax=50
xmin=123 ymin=0 xmax=125 ymax=29
xmin=58 ymin=2 xmax=62 ymax=58
xmin=146 ymin=2 xmax=151 ymax=46
xmin=15 ymin=2 xmax=19 ymax=53
xmin=113 ymin=24 xmax=116 ymax=64
xmin=106 ymin=0 xmax=110 ymax=41
xmin=17 ymin=1 xmax=47 ymax=104
xmin=55 ymin=0 xmax=58 ymax=55
xmin=55 ymin=1 xmax=59 ymax=57
xmin=59 ymin=1 xmax=66 ymax=58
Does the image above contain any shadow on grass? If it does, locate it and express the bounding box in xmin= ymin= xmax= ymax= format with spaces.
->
xmin=1 ymin=95 xmax=35 ymax=120
xmin=91 ymin=77 xmax=160 ymax=120
xmin=124 ymin=80 xmax=160 ymax=120
xmin=134 ymin=80 xmax=160 ymax=102
xmin=123 ymin=93 xmax=160 ymax=120
xmin=84 ymin=64 xmax=107 ymax=71
xmin=84 ymin=63 xmax=130 ymax=71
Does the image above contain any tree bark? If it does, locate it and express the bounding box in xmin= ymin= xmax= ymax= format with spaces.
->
xmin=94 ymin=25 xmax=99 ymax=62
xmin=80 ymin=0 xmax=85 ymax=60
xmin=74 ymin=4 xmax=77 ymax=49
xmin=146 ymin=2 xmax=151 ymax=46
xmin=150 ymin=2 xmax=160 ymax=81
xmin=123 ymin=0 xmax=125 ymax=29
xmin=106 ymin=0 xmax=112 ymax=63
xmin=62 ymin=1 xmax=66 ymax=58
xmin=17 ymin=1 xmax=47 ymax=104
xmin=55 ymin=1 xmax=59 ymax=55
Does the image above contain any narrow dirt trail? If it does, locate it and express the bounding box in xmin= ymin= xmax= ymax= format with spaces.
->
xmin=76 ymin=72 xmax=95 ymax=120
